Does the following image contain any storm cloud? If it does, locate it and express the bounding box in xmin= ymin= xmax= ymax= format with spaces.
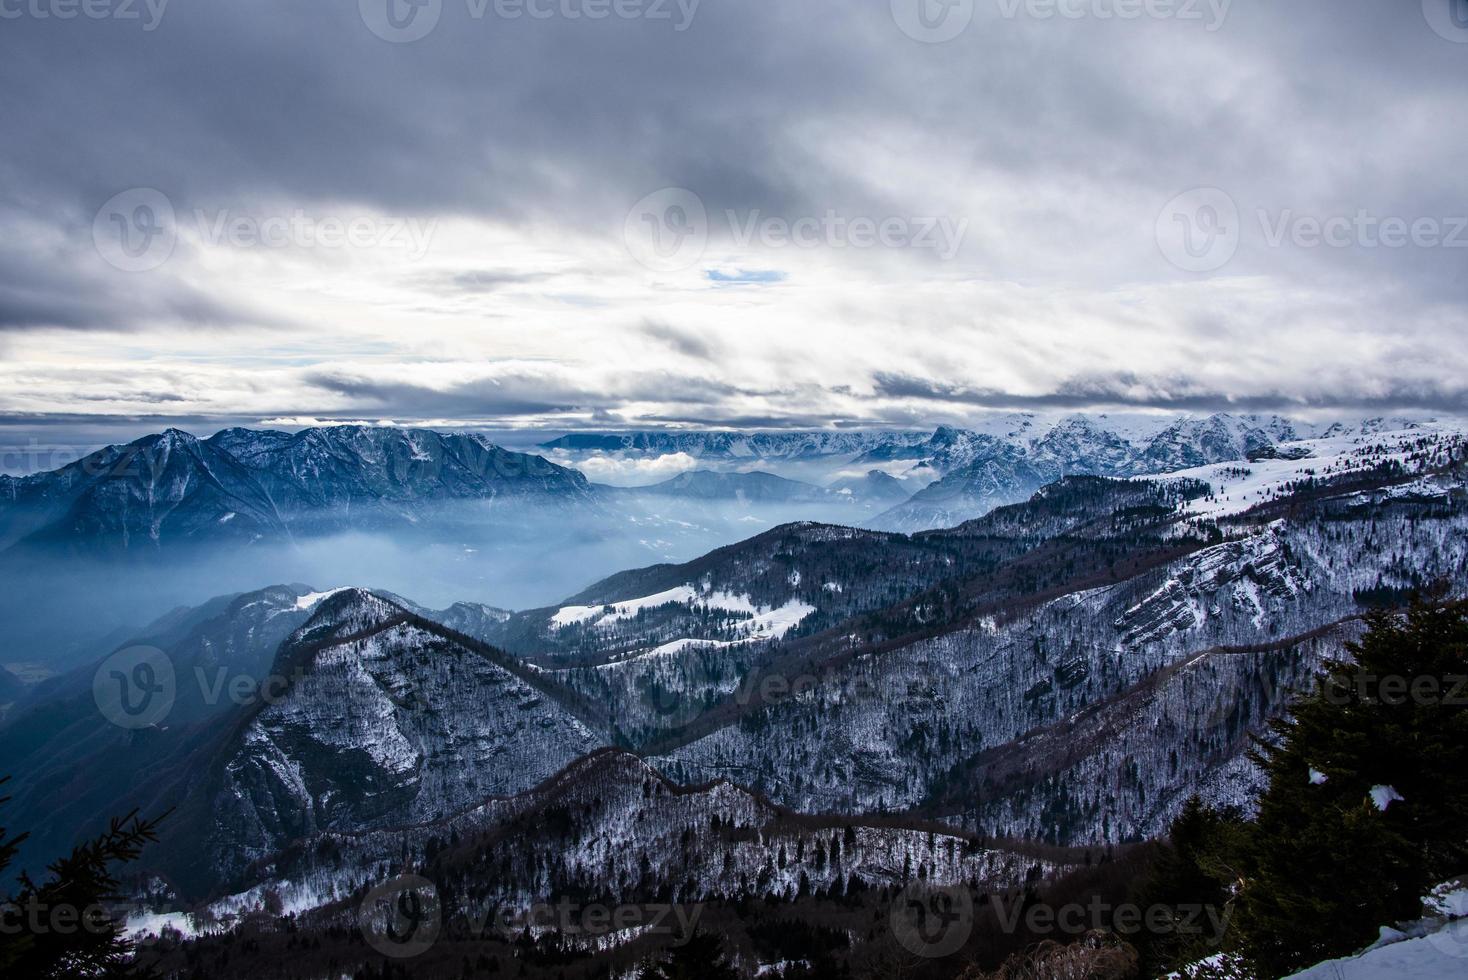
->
xmin=2 ymin=0 xmax=1465 ymax=438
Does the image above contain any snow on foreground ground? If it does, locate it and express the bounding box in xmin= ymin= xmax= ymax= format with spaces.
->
xmin=1284 ymin=921 xmax=1468 ymax=979
xmin=1286 ymin=881 xmax=1468 ymax=980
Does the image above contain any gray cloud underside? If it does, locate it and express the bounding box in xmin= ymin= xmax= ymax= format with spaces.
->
xmin=1 ymin=1 xmax=1465 ymax=418
xmin=872 ymin=373 xmax=1468 ymax=415
xmin=0 ymin=233 xmax=288 ymax=332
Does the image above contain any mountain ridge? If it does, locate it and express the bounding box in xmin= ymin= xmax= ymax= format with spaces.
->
xmin=0 ymin=425 xmax=593 ymax=556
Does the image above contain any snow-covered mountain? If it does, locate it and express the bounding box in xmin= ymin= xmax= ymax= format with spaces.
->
xmin=1139 ymin=414 xmax=1293 ymax=472
xmin=646 ymin=429 xmax=1468 ymax=843
xmin=5 ymin=419 xmax=1465 ymax=968
xmin=869 ymin=413 xmax=1449 ymax=532
xmin=190 ymin=589 xmax=604 ymax=889
xmin=202 ymin=748 xmax=1063 ymax=928
xmin=209 ymin=425 xmax=594 ymax=519
xmin=0 ymin=584 xmax=318 ymax=883
xmin=3 ymin=414 xmax=1446 ymax=556
xmin=540 ymin=430 xmax=932 ymax=460
xmin=875 ymin=436 xmax=1061 ymax=532
xmin=0 ymin=583 xmax=533 ymax=886
xmin=0 ymin=429 xmax=286 ymax=553
xmin=0 ymin=426 xmax=594 ymax=555
xmin=827 ymin=469 xmax=912 ymax=504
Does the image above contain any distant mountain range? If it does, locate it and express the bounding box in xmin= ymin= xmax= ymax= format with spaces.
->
xmin=866 ymin=414 xmax=1426 ymax=531
xmin=540 ymin=413 xmax=1445 ymax=532
xmin=540 ymin=430 xmax=932 ymax=460
xmin=1 ymin=414 xmax=1446 ymax=556
xmin=0 ymin=426 xmax=593 ymax=555
xmin=5 ymin=419 xmax=1462 ymax=923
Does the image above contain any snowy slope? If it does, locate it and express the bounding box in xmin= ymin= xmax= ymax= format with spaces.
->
xmin=140 ymin=749 xmax=1068 ymax=941
xmin=652 ymin=458 xmax=1468 ymax=843
xmin=874 ymin=415 xmax=1465 ymax=533
xmin=197 ymin=589 xmax=603 ymax=885
xmin=1159 ymin=423 xmax=1464 ymax=519
xmin=1287 ymin=926 xmax=1468 ymax=979
xmin=1286 ymin=878 xmax=1468 ymax=978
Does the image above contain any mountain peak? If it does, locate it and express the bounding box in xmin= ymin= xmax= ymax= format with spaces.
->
xmin=290 ymin=588 xmax=409 ymax=646
xmin=144 ymin=428 xmax=203 ymax=450
xmin=931 ymin=424 xmax=966 ymax=444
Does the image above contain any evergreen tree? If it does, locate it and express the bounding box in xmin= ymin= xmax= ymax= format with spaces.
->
xmin=1129 ymin=798 xmax=1245 ymax=977
xmin=637 ymin=929 xmax=739 ymax=980
xmin=1 ymin=783 xmax=166 ymax=979
xmin=1233 ymin=605 xmax=1468 ymax=975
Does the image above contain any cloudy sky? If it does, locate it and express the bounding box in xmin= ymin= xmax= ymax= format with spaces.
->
xmin=1 ymin=0 xmax=1466 ymax=458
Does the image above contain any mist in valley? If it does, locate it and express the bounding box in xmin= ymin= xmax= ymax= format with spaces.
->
xmin=0 ymin=484 xmax=899 ymax=677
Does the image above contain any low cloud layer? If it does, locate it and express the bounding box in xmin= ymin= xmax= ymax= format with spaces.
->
xmin=551 ymin=451 xmax=703 ymax=487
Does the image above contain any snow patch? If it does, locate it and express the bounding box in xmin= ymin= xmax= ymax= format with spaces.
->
xmin=552 ymin=587 xmax=814 ymax=639
xmin=593 ymin=596 xmax=818 ymax=669
xmin=295 ymin=588 xmax=349 ymax=611
xmin=1426 ymin=880 xmax=1468 ymax=919
xmin=1370 ymin=785 xmax=1404 ymax=811
xmin=551 ymin=586 xmax=699 ymax=627
xmin=125 ymin=911 xmax=206 ymax=942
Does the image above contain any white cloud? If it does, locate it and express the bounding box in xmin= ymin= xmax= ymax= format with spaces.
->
xmin=3 ymin=2 xmax=1465 ymax=430
xmin=553 ymin=451 xmax=702 ymax=487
